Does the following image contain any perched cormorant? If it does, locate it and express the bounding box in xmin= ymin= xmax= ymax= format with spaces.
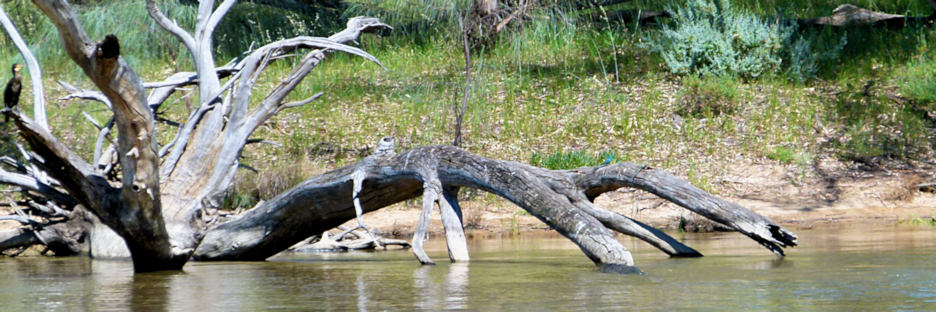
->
xmin=4 ymin=63 xmax=23 ymax=122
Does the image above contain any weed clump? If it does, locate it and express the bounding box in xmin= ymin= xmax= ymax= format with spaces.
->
xmin=529 ymin=150 xmax=618 ymax=170
xmin=676 ymin=75 xmax=740 ymax=116
xmin=895 ymin=56 xmax=936 ymax=105
xmin=830 ymin=89 xmax=935 ymax=164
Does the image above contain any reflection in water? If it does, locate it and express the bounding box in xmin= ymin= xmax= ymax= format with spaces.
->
xmin=444 ymin=263 xmax=469 ymax=309
xmin=412 ymin=262 xmax=469 ymax=310
xmin=356 ymin=273 xmax=368 ymax=312
xmin=743 ymin=257 xmax=793 ymax=271
xmin=413 ymin=265 xmax=439 ymax=310
xmin=2 ymin=225 xmax=936 ymax=310
xmin=91 ymin=260 xmax=133 ymax=311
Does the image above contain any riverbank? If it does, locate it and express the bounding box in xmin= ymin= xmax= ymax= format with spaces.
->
xmin=346 ymin=157 xmax=935 ymax=238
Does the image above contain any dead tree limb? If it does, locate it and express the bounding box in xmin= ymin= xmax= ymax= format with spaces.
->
xmin=195 ymin=146 xmax=796 ymax=272
xmin=1 ymin=0 xmax=388 ymax=271
xmin=0 ymin=5 xmax=47 ymax=130
xmin=799 ymin=4 xmax=935 ymax=27
xmin=290 ymin=230 xmax=410 ymax=252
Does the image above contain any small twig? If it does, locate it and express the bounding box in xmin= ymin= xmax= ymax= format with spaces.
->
xmin=92 ymin=118 xmax=116 ymax=164
xmin=155 ymin=116 xmax=182 ymax=127
xmin=57 ymin=80 xmax=111 ymax=108
xmin=82 ymin=112 xmax=103 ymax=130
xmin=0 ymin=156 xmax=27 ymax=173
xmin=237 ymin=163 xmax=258 ymax=173
xmin=246 ymin=139 xmax=282 ymax=147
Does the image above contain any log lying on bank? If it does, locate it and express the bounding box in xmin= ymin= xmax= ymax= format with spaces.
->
xmin=799 ymin=4 xmax=935 ymax=28
xmin=194 ymin=145 xmax=797 ymax=271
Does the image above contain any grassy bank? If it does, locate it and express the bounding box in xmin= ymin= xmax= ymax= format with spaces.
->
xmin=1 ymin=0 xmax=934 ymax=212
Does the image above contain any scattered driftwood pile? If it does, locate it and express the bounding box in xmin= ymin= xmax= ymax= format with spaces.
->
xmin=289 ymin=227 xmax=410 ymax=253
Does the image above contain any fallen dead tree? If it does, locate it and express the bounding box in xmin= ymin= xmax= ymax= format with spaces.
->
xmin=799 ymin=3 xmax=936 ymax=27
xmin=579 ymin=2 xmax=935 ymax=27
xmin=194 ymin=145 xmax=797 ymax=272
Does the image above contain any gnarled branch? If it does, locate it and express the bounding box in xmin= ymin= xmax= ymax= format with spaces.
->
xmin=195 ymin=146 xmax=796 ymax=272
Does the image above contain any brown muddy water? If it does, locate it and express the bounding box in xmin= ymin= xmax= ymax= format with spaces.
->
xmin=1 ymin=224 xmax=935 ymax=311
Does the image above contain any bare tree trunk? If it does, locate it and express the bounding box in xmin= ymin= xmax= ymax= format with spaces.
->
xmin=452 ymin=19 xmax=471 ymax=148
xmin=2 ymin=0 xmax=388 ymax=271
xmin=195 ymin=146 xmax=796 ymax=272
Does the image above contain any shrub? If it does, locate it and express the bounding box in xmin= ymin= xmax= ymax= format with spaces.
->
xmin=643 ymin=0 xmax=791 ymax=78
xmin=784 ymin=30 xmax=848 ymax=83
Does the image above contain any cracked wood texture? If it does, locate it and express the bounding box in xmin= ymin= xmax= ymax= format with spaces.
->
xmin=195 ymin=146 xmax=797 ymax=272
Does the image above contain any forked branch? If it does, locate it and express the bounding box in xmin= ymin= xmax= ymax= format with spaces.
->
xmin=195 ymin=146 xmax=796 ymax=272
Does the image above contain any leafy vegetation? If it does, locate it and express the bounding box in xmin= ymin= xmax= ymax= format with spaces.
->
xmin=642 ymin=0 xmax=791 ymax=78
xmin=529 ymin=150 xmax=619 ymax=170
xmin=676 ymin=75 xmax=740 ymax=116
xmin=1 ymin=0 xmax=934 ymax=210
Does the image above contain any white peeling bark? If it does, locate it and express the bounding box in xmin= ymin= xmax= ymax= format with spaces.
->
xmin=413 ymin=180 xmax=439 ymax=265
xmin=439 ymin=187 xmax=469 ymax=262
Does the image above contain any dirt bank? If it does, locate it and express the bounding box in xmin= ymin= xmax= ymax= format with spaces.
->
xmin=347 ymin=157 xmax=935 ymax=237
xmin=2 ymin=157 xmax=932 ymax=243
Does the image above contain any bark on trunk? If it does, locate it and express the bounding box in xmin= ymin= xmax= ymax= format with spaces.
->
xmin=2 ymin=0 xmax=388 ymax=271
xmin=195 ymin=146 xmax=796 ymax=271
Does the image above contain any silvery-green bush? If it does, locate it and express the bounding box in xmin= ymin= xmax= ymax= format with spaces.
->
xmin=645 ymin=0 xmax=792 ymax=78
xmin=784 ymin=32 xmax=848 ymax=83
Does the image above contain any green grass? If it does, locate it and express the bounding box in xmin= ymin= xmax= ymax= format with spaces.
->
xmin=677 ymin=75 xmax=741 ymax=117
xmin=767 ymin=145 xmax=813 ymax=166
xmin=1 ymin=0 xmax=934 ymax=209
xmin=529 ymin=150 xmax=619 ymax=170
xmin=900 ymin=216 xmax=936 ymax=226
xmin=894 ymin=55 xmax=936 ymax=104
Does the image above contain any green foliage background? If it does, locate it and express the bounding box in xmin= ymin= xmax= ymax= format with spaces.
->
xmin=1 ymin=0 xmax=934 ymax=209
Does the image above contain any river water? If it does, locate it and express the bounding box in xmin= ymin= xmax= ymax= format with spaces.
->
xmin=1 ymin=224 xmax=935 ymax=311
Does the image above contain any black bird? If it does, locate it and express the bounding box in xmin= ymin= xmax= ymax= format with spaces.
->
xmin=4 ymin=63 xmax=23 ymax=122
